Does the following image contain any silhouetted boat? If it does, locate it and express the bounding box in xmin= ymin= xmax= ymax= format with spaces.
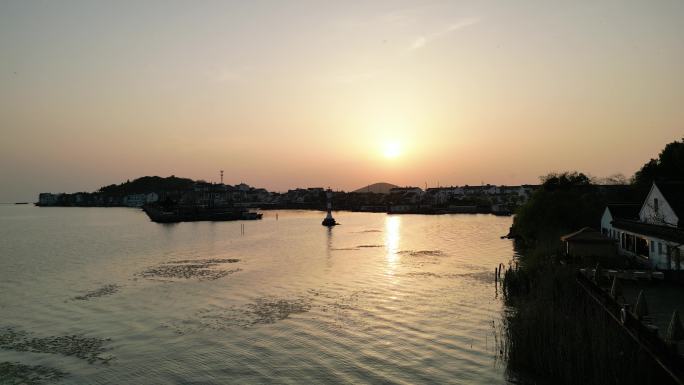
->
xmin=142 ymin=205 xmax=262 ymax=223
xmin=241 ymin=211 xmax=263 ymax=220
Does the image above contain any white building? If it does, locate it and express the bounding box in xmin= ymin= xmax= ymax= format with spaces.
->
xmin=608 ymin=182 xmax=684 ymax=270
xmin=146 ymin=192 xmax=159 ymax=204
xmin=482 ymin=185 xmax=500 ymax=195
xmin=250 ymin=188 xmax=271 ymax=203
xmin=638 ymin=182 xmax=681 ymax=226
xmin=38 ymin=193 xmax=61 ymax=206
xmin=389 ymin=187 xmax=424 ymax=204
xmin=426 ymin=187 xmax=464 ymax=204
xmin=600 ymin=204 xmax=640 ymax=238
xmin=123 ymin=194 xmax=147 ymax=207
xmin=389 ymin=187 xmax=423 ymax=195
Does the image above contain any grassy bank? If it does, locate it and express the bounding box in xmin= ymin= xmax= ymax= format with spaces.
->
xmin=501 ymin=262 xmax=677 ymax=385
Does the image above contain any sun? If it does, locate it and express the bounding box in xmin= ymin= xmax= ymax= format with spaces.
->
xmin=383 ymin=142 xmax=402 ymax=159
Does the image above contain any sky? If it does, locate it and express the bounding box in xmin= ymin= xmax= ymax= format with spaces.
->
xmin=1 ymin=1 xmax=683 ymax=201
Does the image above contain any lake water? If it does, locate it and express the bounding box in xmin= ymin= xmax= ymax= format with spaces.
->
xmin=0 ymin=205 xmax=514 ymax=384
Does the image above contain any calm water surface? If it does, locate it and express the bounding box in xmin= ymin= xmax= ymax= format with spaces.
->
xmin=0 ymin=206 xmax=514 ymax=384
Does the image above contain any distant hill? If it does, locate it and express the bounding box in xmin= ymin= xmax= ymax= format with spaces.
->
xmin=352 ymin=182 xmax=398 ymax=194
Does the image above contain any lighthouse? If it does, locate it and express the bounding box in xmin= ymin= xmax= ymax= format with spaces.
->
xmin=321 ymin=188 xmax=338 ymax=226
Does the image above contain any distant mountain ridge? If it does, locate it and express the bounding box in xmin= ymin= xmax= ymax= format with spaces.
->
xmin=352 ymin=182 xmax=399 ymax=194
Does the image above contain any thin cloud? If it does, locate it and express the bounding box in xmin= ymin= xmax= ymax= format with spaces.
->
xmin=407 ymin=17 xmax=481 ymax=52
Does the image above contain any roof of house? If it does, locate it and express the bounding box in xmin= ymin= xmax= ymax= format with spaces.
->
xmin=612 ymin=219 xmax=684 ymax=244
xmin=560 ymin=227 xmax=614 ymax=243
xmin=390 ymin=187 xmax=423 ymax=192
xmin=655 ymin=181 xmax=684 ymax=222
xmin=606 ymin=203 xmax=641 ymax=220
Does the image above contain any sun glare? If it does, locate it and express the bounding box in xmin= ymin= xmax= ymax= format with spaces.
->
xmin=383 ymin=142 xmax=402 ymax=159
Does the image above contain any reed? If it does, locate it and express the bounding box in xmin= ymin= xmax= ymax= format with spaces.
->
xmin=501 ymin=263 xmax=677 ymax=385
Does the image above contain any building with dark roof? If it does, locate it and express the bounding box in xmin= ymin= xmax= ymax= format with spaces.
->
xmin=604 ymin=181 xmax=684 ymax=270
xmin=601 ymin=203 xmax=641 ymax=238
xmin=560 ymin=227 xmax=616 ymax=258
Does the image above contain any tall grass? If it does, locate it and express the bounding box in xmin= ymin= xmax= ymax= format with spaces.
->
xmin=501 ymin=264 xmax=677 ymax=385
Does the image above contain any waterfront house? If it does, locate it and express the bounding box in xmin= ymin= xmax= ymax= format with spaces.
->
xmin=389 ymin=204 xmax=413 ymax=213
xmin=561 ymin=227 xmax=616 ymax=258
xmin=122 ymin=193 xmax=159 ymax=207
xmin=600 ymin=203 xmax=641 ymax=238
xmin=426 ymin=187 xmax=464 ymax=204
xmin=249 ymin=188 xmax=271 ymax=203
xmin=609 ymin=182 xmax=684 ymax=270
xmin=123 ymin=194 xmax=147 ymax=207
xmin=389 ymin=186 xmax=423 ymax=195
xmin=389 ymin=187 xmax=424 ymax=204
xmin=146 ymin=192 xmax=159 ymax=204
xmin=482 ymin=184 xmax=499 ymax=195
xmin=424 ymin=185 xmax=532 ymax=210
xmin=38 ymin=193 xmax=61 ymax=206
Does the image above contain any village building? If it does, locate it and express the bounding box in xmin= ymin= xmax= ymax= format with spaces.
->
xmin=600 ymin=203 xmax=641 ymax=238
xmin=389 ymin=187 xmax=424 ymax=204
xmin=425 ymin=187 xmax=463 ymax=204
xmin=607 ymin=182 xmax=684 ymax=270
xmin=146 ymin=192 xmax=159 ymax=204
xmin=389 ymin=187 xmax=424 ymax=195
xmin=38 ymin=193 xmax=61 ymax=206
xmin=123 ymin=194 xmax=148 ymax=207
xmin=561 ymin=227 xmax=616 ymax=258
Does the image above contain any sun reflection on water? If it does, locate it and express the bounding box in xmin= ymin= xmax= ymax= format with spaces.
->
xmin=385 ymin=215 xmax=401 ymax=274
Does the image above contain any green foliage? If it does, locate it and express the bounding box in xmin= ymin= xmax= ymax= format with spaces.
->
xmin=633 ymin=137 xmax=684 ymax=193
xmin=97 ymin=176 xmax=194 ymax=196
xmin=541 ymin=171 xmax=592 ymax=190
xmin=512 ymin=172 xmax=605 ymax=248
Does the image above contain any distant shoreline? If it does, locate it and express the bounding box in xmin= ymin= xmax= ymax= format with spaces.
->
xmin=22 ymin=203 xmax=514 ymax=217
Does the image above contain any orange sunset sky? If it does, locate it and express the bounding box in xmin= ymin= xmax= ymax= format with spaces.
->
xmin=1 ymin=1 xmax=683 ymax=201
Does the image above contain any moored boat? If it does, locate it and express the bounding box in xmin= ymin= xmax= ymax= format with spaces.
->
xmin=241 ymin=211 xmax=263 ymax=220
xmin=142 ymin=205 xmax=263 ymax=223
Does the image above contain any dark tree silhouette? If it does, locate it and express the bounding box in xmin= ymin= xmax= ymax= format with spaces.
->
xmin=633 ymin=138 xmax=684 ymax=193
xmin=98 ymin=176 xmax=195 ymax=196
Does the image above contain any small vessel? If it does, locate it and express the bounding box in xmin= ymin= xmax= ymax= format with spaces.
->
xmin=143 ymin=204 xmax=262 ymax=223
xmin=241 ymin=210 xmax=263 ymax=220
